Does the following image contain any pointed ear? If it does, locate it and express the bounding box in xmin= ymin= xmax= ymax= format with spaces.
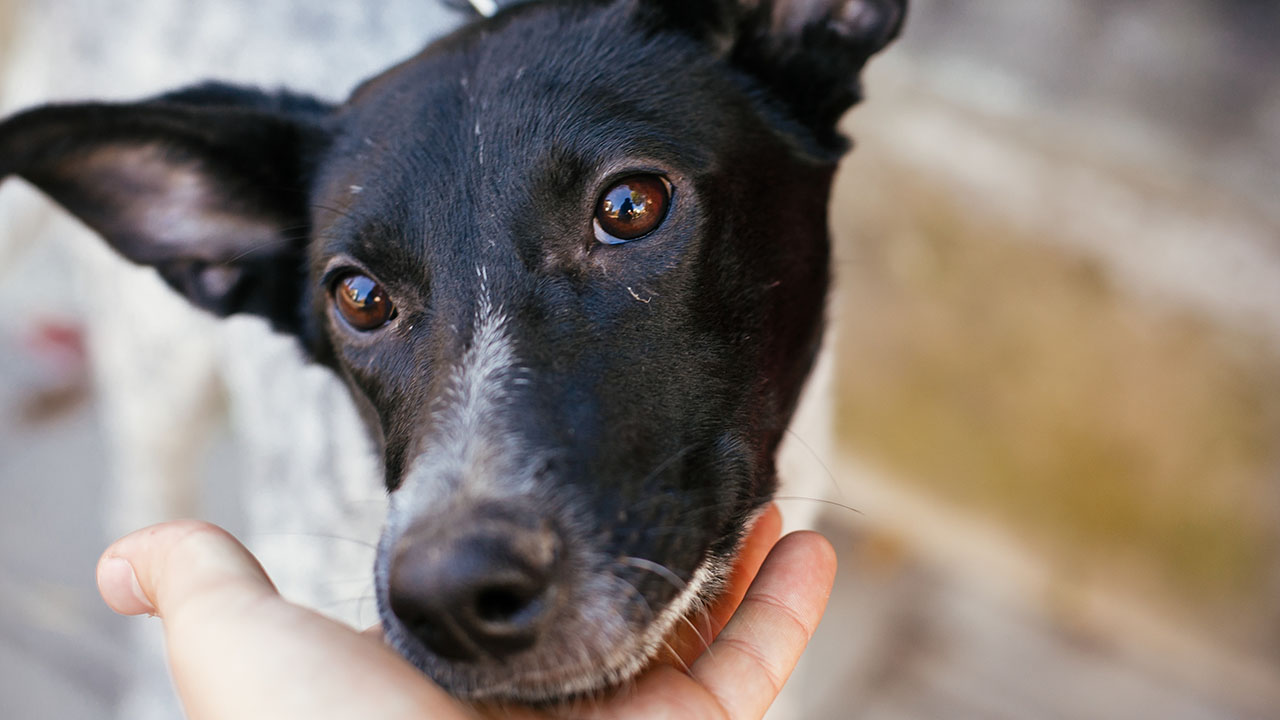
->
xmin=0 ymin=82 xmax=335 ymax=333
xmin=649 ymin=0 xmax=906 ymax=154
xmin=734 ymin=0 xmax=906 ymax=152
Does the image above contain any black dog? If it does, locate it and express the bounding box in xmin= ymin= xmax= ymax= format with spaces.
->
xmin=0 ymin=0 xmax=904 ymax=702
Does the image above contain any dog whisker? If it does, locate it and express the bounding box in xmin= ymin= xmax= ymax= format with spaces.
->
xmin=314 ymin=576 xmax=377 ymax=588
xmin=636 ymin=442 xmax=699 ymax=487
xmin=773 ymin=495 xmax=865 ymax=516
xmin=309 ymin=202 xmax=359 ymax=221
xmin=608 ymin=571 xmax=656 ymax=624
xmin=783 ymin=427 xmax=847 ymax=502
xmin=696 ymin=603 xmax=717 ymax=656
xmin=217 ymin=231 xmax=309 ymax=264
xmin=678 ymin=613 xmax=714 ymax=659
xmin=620 ymin=483 xmax=720 ymax=516
xmin=617 ymin=556 xmax=687 ymax=593
xmin=313 ymin=593 xmax=376 ymax=613
xmin=641 ymin=524 xmax=704 ymax=538
xmin=248 ymin=531 xmax=379 ymax=551
xmin=661 ymin=638 xmax=693 ymax=674
xmin=622 ymin=493 xmax=742 ymax=527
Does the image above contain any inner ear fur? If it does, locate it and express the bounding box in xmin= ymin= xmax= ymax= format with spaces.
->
xmin=0 ymin=82 xmax=335 ymax=333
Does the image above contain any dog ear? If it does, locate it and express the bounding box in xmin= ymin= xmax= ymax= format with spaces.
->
xmin=0 ymin=82 xmax=334 ymax=334
xmin=736 ymin=0 xmax=905 ymax=151
xmin=651 ymin=0 xmax=906 ymax=154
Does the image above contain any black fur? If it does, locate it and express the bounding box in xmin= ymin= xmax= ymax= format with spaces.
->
xmin=0 ymin=0 xmax=904 ymax=702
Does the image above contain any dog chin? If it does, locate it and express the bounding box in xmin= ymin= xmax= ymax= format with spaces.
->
xmin=378 ymin=553 xmax=726 ymax=703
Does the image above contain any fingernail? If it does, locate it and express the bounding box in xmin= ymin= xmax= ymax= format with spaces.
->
xmin=103 ymin=557 xmax=156 ymax=616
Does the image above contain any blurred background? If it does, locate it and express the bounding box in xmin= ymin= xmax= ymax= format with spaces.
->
xmin=1 ymin=1 xmax=1278 ymax=718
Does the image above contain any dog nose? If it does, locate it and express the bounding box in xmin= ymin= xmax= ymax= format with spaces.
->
xmin=388 ymin=514 xmax=562 ymax=661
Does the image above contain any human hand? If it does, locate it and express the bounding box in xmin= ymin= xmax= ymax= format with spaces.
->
xmin=96 ymin=504 xmax=836 ymax=719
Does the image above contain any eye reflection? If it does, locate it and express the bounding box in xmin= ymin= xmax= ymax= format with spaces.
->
xmin=333 ymin=272 xmax=395 ymax=331
xmin=594 ymin=175 xmax=670 ymax=243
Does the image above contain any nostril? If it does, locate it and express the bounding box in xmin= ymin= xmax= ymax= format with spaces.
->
xmin=481 ymin=584 xmax=535 ymax=622
xmin=386 ymin=517 xmax=565 ymax=661
xmin=473 ymin=573 xmax=547 ymax=625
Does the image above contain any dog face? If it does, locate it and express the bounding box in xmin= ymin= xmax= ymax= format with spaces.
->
xmin=0 ymin=0 xmax=903 ymax=701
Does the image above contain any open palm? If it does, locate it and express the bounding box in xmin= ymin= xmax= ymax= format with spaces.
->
xmin=97 ymin=504 xmax=835 ymax=720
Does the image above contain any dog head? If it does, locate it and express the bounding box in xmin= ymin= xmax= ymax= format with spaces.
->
xmin=0 ymin=0 xmax=904 ymax=701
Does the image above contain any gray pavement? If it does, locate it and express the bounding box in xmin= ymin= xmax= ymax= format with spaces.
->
xmin=0 ymin=326 xmax=120 ymax=719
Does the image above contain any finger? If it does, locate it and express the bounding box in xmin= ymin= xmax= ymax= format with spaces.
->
xmin=579 ymin=664 xmax=727 ymax=720
xmin=665 ymin=504 xmax=783 ymax=666
xmin=706 ymin=504 xmax=783 ymax=638
xmin=98 ymin=521 xmax=464 ymax=720
xmin=98 ymin=520 xmax=275 ymax=620
xmin=592 ymin=530 xmax=834 ymax=720
xmin=690 ymin=531 xmax=837 ymax=720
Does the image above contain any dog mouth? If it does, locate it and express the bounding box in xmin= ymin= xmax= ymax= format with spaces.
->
xmin=374 ymin=528 xmax=729 ymax=702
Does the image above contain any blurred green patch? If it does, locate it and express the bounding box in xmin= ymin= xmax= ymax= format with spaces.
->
xmin=831 ymin=156 xmax=1280 ymax=634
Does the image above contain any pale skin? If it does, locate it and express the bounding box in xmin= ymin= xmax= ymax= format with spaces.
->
xmin=96 ymin=504 xmax=836 ymax=720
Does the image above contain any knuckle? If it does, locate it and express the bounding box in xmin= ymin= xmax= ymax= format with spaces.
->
xmin=714 ymin=635 xmax=784 ymax=698
xmin=741 ymin=591 xmax=814 ymax=640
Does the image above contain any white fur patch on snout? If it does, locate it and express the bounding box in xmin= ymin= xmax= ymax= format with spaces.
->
xmin=380 ymin=266 xmax=734 ymax=700
xmin=390 ymin=266 xmax=530 ymax=526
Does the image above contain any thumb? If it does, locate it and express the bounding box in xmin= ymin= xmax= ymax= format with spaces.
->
xmin=96 ymin=520 xmax=462 ymax=720
xmin=97 ymin=520 xmax=275 ymax=619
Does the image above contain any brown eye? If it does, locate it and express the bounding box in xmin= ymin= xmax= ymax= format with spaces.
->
xmin=594 ymin=174 xmax=671 ymax=244
xmin=333 ymin=272 xmax=395 ymax=331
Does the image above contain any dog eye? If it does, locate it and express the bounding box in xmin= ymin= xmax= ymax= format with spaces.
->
xmin=333 ymin=272 xmax=395 ymax=331
xmin=593 ymin=175 xmax=671 ymax=244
